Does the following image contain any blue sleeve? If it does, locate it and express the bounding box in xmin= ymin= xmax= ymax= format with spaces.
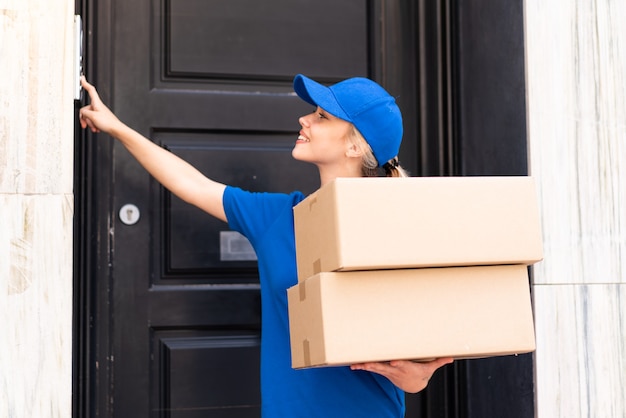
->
xmin=222 ymin=186 xmax=304 ymax=248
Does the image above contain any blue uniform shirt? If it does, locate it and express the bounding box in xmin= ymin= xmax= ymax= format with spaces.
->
xmin=223 ymin=186 xmax=405 ymax=418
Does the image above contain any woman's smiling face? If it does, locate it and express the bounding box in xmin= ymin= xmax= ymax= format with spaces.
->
xmin=292 ymin=106 xmax=354 ymax=168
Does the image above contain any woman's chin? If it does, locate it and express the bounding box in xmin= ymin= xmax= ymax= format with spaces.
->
xmin=291 ymin=147 xmax=308 ymax=162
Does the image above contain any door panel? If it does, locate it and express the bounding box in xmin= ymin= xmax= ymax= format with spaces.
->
xmin=160 ymin=131 xmax=318 ymax=278
xmin=165 ymin=0 xmax=368 ymax=79
xmin=155 ymin=331 xmax=261 ymax=418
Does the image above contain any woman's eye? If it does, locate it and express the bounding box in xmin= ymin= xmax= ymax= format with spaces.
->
xmin=317 ymin=112 xmax=327 ymax=119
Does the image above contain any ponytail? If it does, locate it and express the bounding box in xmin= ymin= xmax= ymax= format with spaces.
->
xmin=383 ymin=157 xmax=409 ymax=178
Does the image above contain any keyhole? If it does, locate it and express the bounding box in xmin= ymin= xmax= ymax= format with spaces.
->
xmin=119 ymin=204 xmax=140 ymax=225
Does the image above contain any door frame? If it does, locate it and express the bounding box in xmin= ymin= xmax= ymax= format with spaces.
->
xmin=73 ymin=0 xmax=533 ymax=417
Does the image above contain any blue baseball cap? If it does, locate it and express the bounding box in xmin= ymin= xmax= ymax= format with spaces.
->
xmin=293 ymin=74 xmax=403 ymax=166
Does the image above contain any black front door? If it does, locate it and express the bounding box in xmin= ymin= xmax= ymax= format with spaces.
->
xmin=75 ymin=1 xmax=533 ymax=417
xmin=76 ymin=1 xmax=422 ymax=417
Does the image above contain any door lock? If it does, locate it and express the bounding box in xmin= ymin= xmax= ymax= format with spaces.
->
xmin=119 ymin=204 xmax=141 ymax=225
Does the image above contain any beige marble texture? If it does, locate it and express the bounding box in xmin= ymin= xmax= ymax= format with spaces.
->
xmin=0 ymin=0 xmax=75 ymax=417
xmin=534 ymin=285 xmax=626 ymax=417
xmin=0 ymin=195 xmax=74 ymax=417
xmin=526 ymin=0 xmax=626 ymax=286
xmin=526 ymin=0 xmax=626 ymax=417
xmin=0 ymin=0 xmax=75 ymax=195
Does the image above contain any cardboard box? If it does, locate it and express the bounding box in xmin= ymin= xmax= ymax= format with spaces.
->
xmin=288 ymin=265 xmax=535 ymax=368
xmin=294 ymin=177 xmax=543 ymax=282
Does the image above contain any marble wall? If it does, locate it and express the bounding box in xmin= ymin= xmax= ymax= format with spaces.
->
xmin=525 ymin=1 xmax=626 ymax=417
xmin=0 ymin=0 xmax=74 ymax=417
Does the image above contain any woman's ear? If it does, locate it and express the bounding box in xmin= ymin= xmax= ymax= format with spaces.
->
xmin=345 ymin=141 xmax=363 ymax=158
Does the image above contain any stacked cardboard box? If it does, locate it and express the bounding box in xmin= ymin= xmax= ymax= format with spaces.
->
xmin=288 ymin=177 xmax=543 ymax=369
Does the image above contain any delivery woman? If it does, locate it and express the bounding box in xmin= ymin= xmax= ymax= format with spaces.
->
xmin=79 ymin=74 xmax=453 ymax=418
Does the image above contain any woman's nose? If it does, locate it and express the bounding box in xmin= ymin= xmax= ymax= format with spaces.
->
xmin=298 ymin=114 xmax=310 ymax=127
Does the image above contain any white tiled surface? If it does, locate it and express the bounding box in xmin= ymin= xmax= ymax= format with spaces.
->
xmin=526 ymin=1 xmax=626 ymax=286
xmin=534 ymin=285 xmax=626 ymax=418
xmin=0 ymin=1 xmax=74 ymax=417
xmin=0 ymin=1 xmax=74 ymax=195
xmin=0 ymin=195 xmax=74 ymax=417
xmin=527 ymin=1 xmax=626 ymax=417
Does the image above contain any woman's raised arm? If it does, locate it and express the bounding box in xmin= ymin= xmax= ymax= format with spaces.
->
xmin=79 ymin=77 xmax=227 ymax=222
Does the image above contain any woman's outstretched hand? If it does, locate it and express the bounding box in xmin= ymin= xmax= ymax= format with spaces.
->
xmin=78 ymin=76 xmax=123 ymax=135
xmin=351 ymin=357 xmax=454 ymax=393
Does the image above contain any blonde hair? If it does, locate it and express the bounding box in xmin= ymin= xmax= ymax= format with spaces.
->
xmin=348 ymin=126 xmax=409 ymax=177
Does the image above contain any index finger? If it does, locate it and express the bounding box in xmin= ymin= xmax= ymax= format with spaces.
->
xmin=80 ymin=76 xmax=102 ymax=103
